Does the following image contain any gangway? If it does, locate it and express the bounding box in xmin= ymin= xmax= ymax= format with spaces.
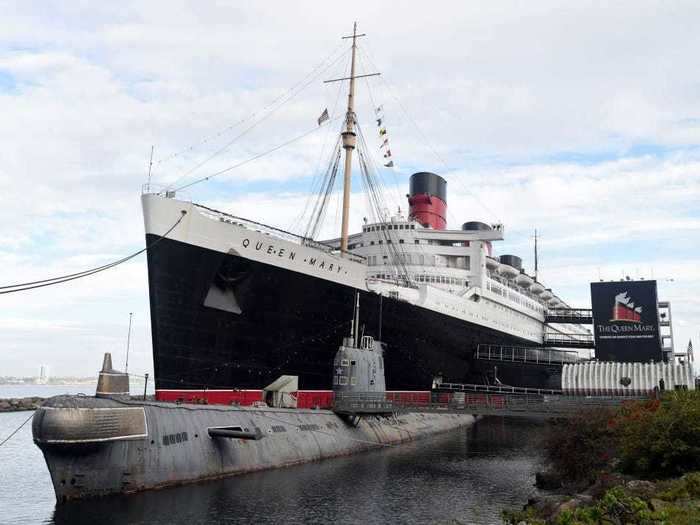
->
xmin=475 ymin=344 xmax=583 ymax=367
xmin=333 ymin=390 xmax=645 ymax=419
xmin=543 ymin=332 xmax=595 ymax=349
xmin=545 ymin=308 xmax=593 ymax=324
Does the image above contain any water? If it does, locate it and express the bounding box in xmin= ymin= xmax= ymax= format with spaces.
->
xmin=0 ymin=414 xmax=546 ymax=524
xmin=0 ymin=384 xmax=98 ymax=399
xmin=0 ymin=382 xmax=154 ymax=399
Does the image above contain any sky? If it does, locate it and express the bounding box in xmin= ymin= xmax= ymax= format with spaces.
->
xmin=0 ymin=1 xmax=698 ymax=377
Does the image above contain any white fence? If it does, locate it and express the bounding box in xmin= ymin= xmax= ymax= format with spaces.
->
xmin=561 ymin=361 xmax=695 ymax=396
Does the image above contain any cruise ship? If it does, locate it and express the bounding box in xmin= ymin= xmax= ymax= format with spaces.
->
xmin=142 ymin=25 xmax=588 ymax=407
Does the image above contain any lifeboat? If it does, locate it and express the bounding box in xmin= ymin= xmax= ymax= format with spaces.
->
xmin=530 ymin=282 xmax=545 ymax=295
xmin=485 ymin=257 xmax=499 ymax=271
xmin=515 ymin=271 xmax=534 ymax=287
xmin=498 ymin=263 xmax=519 ymax=280
xmin=540 ymin=289 xmax=554 ymax=301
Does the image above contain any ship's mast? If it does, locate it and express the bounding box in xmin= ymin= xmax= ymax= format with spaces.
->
xmin=339 ymin=23 xmax=360 ymax=254
xmin=324 ymin=23 xmax=379 ymax=255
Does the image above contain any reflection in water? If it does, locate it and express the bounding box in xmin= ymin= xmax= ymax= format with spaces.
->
xmin=0 ymin=413 xmax=547 ymax=524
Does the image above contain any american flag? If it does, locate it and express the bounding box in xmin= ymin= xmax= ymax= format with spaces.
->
xmin=317 ymin=108 xmax=329 ymax=126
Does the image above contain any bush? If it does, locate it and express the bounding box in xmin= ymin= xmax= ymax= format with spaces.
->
xmin=658 ymin=472 xmax=700 ymax=501
xmin=543 ymin=392 xmax=700 ymax=481
xmin=617 ymin=391 xmax=700 ymax=478
xmin=543 ymin=408 xmax=619 ymax=481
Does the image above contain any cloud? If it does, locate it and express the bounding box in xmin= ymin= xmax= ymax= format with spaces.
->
xmin=0 ymin=2 xmax=699 ymax=376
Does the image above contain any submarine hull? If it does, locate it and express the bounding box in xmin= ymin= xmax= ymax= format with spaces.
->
xmin=33 ymin=395 xmax=475 ymax=502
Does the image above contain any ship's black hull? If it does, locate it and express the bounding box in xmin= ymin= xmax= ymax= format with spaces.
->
xmin=146 ymin=235 xmax=559 ymax=391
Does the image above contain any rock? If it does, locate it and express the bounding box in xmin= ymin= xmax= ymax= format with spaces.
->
xmin=554 ymin=495 xmax=594 ymax=517
xmin=0 ymin=397 xmax=44 ymax=412
xmin=536 ymin=470 xmax=564 ymax=490
xmin=650 ymin=498 xmax=671 ymax=512
xmin=555 ymin=498 xmax=578 ymax=514
xmin=626 ymin=479 xmax=656 ymax=493
xmin=531 ymin=494 xmax=568 ymax=514
xmin=625 ymin=479 xmax=657 ymax=500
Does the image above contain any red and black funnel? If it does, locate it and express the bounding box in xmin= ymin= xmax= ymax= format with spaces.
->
xmin=408 ymin=172 xmax=447 ymax=230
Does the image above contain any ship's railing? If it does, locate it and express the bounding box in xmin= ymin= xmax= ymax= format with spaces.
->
xmin=193 ymin=203 xmax=366 ymax=264
xmin=141 ymin=183 xmax=193 ymax=201
xmin=333 ymin=392 xmax=395 ymax=413
xmin=474 ymin=344 xmax=583 ymax=366
xmin=436 ymin=381 xmax=563 ymax=396
xmin=333 ymin=390 xmax=646 ymax=418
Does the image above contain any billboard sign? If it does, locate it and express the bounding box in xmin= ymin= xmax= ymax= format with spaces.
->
xmin=590 ymin=280 xmax=662 ymax=362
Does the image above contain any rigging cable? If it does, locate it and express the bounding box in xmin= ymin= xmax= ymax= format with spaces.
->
xmin=154 ymin=42 xmax=348 ymax=169
xmin=0 ymin=412 xmax=35 ymax=448
xmin=357 ymin=48 xmax=403 ymax=211
xmin=164 ymin=49 xmax=351 ymax=191
xmin=172 ymin=117 xmax=340 ymax=192
xmin=359 ymin=46 xmax=501 ymax=224
xmin=356 ymin=122 xmax=413 ymax=286
xmin=287 ymin=55 xmax=350 ymax=235
xmin=303 ymin=135 xmax=343 ymax=240
xmin=0 ymin=212 xmax=186 ymax=295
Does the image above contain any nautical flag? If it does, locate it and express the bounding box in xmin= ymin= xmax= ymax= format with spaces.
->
xmin=384 ymin=160 xmax=394 ymax=168
xmin=379 ymin=128 xmax=387 ymax=136
xmin=317 ymin=108 xmax=329 ymax=125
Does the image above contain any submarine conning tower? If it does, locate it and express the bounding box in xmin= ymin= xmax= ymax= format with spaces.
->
xmin=333 ymin=335 xmax=386 ymax=394
xmin=407 ymin=171 xmax=447 ymax=230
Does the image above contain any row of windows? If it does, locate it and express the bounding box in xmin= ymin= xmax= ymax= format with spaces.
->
xmin=487 ymin=281 xmax=544 ymax=314
xmin=415 ymin=274 xmax=468 ymax=286
xmin=427 ymin=240 xmax=470 ymax=247
xmin=363 ymin=224 xmax=416 ymax=232
xmin=370 ymin=273 xmax=467 ymax=287
xmin=367 ymin=254 xmax=470 ymax=269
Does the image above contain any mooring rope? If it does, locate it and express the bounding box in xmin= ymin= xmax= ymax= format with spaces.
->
xmin=0 ymin=211 xmax=186 ymax=294
xmin=0 ymin=411 xmax=35 ymax=448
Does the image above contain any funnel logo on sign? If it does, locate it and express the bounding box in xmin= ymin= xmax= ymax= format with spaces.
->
xmin=590 ymin=280 xmax=662 ymax=362
xmin=611 ymin=291 xmax=642 ymax=323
